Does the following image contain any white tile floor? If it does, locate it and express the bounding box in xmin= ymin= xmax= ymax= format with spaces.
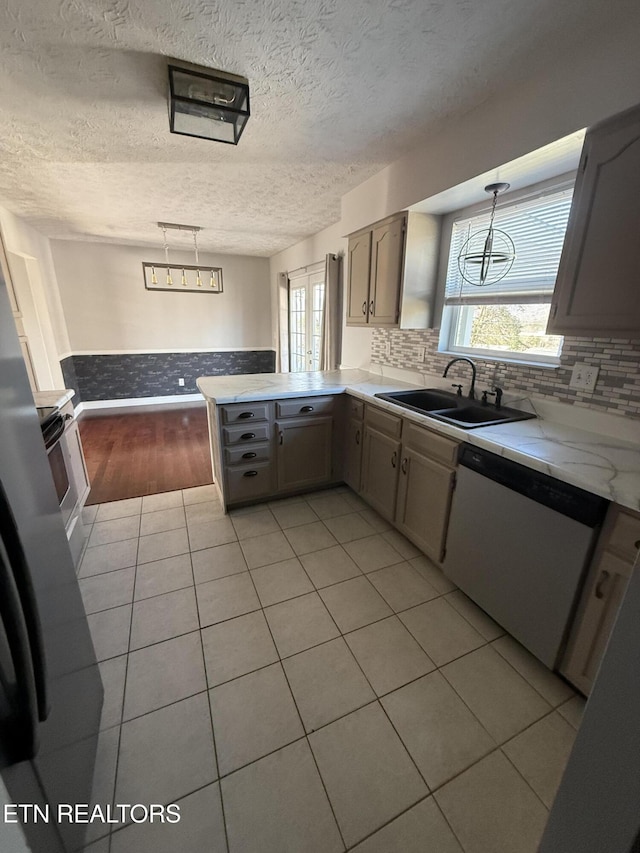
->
xmin=79 ymin=485 xmax=585 ymax=853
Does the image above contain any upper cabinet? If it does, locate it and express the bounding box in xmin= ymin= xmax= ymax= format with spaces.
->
xmin=346 ymin=229 xmax=372 ymax=325
xmin=346 ymin=212 xmax=441 ymax=329
xmin=347 ymin=214 xmax=404 ymax=327
xmin=548 ymin=102 xmax=640 ymax=337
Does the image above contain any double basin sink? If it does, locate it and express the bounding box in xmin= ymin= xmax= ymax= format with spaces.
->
xmin=374 ymin=388 xmax=535 ymax=429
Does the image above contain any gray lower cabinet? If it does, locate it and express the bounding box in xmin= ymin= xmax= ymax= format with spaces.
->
xmin=360 ymin=404 xmax=403 ymax=521
xmin=396 ymin=447 xmax=455 ymax=563
xmin=360 ymin=426 xmax=401 ymax=520
xmin=275 ymin=416 xmax=333 ymax=492
xmin=561 ymin=505 xmax=640 ymax=694
xmin=215 ymin=396 xmax=337 ymax=507
xmin=344 ymin=418 xmax=364 ymax=492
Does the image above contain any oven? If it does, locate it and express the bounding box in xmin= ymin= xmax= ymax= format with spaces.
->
xmin=38 ymin=407 xmax=78 ymax=529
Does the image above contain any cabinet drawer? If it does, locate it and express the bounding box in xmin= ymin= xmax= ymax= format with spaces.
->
xmin=221 ymin=402 xmax=269 ymax=425
xmin=226 ymin=462 xmax=273 ymax=503
xmin=608 ymin=507 xmax=640 ymax=562
xmin=222 ymin=423 xmax=270 ymax=446
xmin=276 ymin=396 xmax=334 ymax=418
xmin=365 ymin=404 xmax=402 ymax=439
xmin=348 ymin=397 xmax=364 ymax=420
xmin=224 ymin=442 xmax=271 ymax=466
xmin=403 ymin=422 xmax=459 ymax=467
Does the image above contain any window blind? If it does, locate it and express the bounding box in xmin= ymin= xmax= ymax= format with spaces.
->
xmin=444 ymin=185 xmax=574 ymax=305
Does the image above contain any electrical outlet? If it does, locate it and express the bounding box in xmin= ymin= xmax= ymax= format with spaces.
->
xmin=384 ymin=341 xmax=392 ymax=358
xmin=416 ymin=346 xmax=426 ymax=362
xmin=178 ymin=378 xmax=185 ymax=387
xmin=569 ymin=362 xmax=599 ymax=392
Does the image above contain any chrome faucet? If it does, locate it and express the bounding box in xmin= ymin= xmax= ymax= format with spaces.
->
xmin=443 ymin=357 xmax=477 ymax=400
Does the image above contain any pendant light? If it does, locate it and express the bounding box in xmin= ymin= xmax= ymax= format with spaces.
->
xmin=162 ymin=225 xmax=173 ymax=285
xmin=144 ymin=222 xmax=223 ymax=293
xmin=193 ymin=228 xmax=203 ymax=287
xmin=457 ymin=182 xmax=515 ymax=287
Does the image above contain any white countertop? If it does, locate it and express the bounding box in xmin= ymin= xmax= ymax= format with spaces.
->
xmin=197 ymin=370 xmax=640 ymax=511
xmin=33 ymin=388 xmax=75 ymax=409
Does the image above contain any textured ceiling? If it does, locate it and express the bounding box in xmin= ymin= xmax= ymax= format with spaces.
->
xmin=0 ymin=0 xmax=626 ymax=256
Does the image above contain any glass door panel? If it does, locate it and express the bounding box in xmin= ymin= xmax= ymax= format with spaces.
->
xmin=289 ymin=273 xmax=325 ymax=372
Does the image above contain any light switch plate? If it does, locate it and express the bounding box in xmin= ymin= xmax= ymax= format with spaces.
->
xmin=569 ymin=362 xmax=599 ymax=392
xmin=384 ymin=341 xmax=392 ymax=358
xmin=416 ymin=346 xmax=426 ymax=362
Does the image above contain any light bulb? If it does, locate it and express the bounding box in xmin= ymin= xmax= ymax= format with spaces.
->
xmin=151 ymin=266 xmax=157 ymax=285
xmin=166 ymin=269 xmax=173 ymax=286
xmin=209 ymin=271 xmax=216 ymax=288
xmin=196 ymin=270 xmax=203 ymax=287
xmin=181 ymin=269 xmax=187 ymax=286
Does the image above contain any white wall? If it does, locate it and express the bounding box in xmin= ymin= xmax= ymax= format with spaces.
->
xmin=269 ymin=220 xmax=374 ymax=369
xmin=51 ymin=240 xmax=272 ymax=353
xmin=341 ymin=6 xmax=640 ymax=234
xmin=272 ymin=5 xmax=640 ymax=369
xmin=0 ymin=204 xmax=68 ymax=387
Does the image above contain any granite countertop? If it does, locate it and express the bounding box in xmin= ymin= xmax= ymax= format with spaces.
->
xmin=33 ymin=388 xmax=75 ymax=409
xmin=197 ymin=370 xmax=640 ymax=511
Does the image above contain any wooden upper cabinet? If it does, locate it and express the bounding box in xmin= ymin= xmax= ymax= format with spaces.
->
xmin=346 ymin=214 xmax=405 ymax=327
xmin=548 ymin=103 xmax=640 ymax=336
xmin=370 ymin=217 xmax=404 ymax=325
xmin=346 ymin=230 xmax=372 ymax=325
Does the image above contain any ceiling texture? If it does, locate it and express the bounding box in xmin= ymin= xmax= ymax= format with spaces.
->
xmin=0 ymin=0 xmax=628 ymax=256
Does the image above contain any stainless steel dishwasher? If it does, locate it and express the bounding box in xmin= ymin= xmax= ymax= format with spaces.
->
xmin=443 ymin=444 xmax=608 ymax=668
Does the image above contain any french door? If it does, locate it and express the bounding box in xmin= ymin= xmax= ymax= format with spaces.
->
xmin=289 ymin=265 xmax=325 ymax=372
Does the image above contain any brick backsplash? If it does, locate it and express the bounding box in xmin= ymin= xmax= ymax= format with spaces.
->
xmin=61 ymin=350 xmax=275 ymax=403
xmin=371 ymin=329 xmax=640 ymax=419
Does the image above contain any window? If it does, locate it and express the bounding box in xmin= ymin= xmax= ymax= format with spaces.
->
xmin=288 ymin=266 xmax=325 ymax=372
xmin=440 ymin=182 xmax=573 ymax=364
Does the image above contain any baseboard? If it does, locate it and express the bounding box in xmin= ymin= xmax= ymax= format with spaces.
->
xmin=76 ymin=394 xmax=205 ymax=417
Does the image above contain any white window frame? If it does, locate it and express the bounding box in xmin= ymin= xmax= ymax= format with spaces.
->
xmin=437 ymin=175 xmax=575 ymax=367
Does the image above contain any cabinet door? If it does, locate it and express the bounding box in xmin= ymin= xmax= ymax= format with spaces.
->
xmin=369 ymin=216 xmax=404 ymax=326
xmin=548 ymin=104 xmax=640 ymax=336
xmin=561 ymin=551 xmax=633 ymax=695
xmin=395 ymin=447 xmax=455 ymax=563
xmin=276 ymin=417 xmax=333 ymax=492
xmin=360 ymin=427 xmax=400 ymax=521
xmin=344 ymin=418 xmax=363 ymax=493
xmin=346 ymin=231 xmax=372 ymax=325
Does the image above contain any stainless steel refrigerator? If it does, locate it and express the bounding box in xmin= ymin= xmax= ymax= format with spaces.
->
xmin=0 ymin=259 xmax=103 ymax=851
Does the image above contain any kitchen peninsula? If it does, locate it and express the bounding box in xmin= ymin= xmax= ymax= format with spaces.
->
xmin=197 ymin=368 xmax=640 ymax=512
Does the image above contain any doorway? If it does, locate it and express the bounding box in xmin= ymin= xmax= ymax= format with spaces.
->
xmin=288 ymin=263 xmax=325 ymax=372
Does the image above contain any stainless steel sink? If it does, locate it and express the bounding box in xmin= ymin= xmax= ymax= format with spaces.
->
xmin=374 ymin=389 xmax=535 ymax=429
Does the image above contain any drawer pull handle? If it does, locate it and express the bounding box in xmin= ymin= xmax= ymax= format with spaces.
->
xmin=300 ymin=405 xmax=314 ymax=413
xmin=595 ymin=570 xmax=611 ymax=600
xmin=401 ymin=457 xmax=408 ymax=474
xmin=279 ymin=430 xmax=284 ymax=445
xmin=242 ymin=452 xmax=257 ymax=459
xmin=243 ymin=470 xmax=258 ymax=478
xmin=238 ymin=412 xmax=255 ymax=419
xmin=362 ymin=300 xmax=367 ymax=315
xmin=369 ymin=299 xmax=374 ymax=316
xmin=391 ymin=451 xmax=397 ymax=468
xmin=355 ymin=429 xmax=360 ymax=445
xmin=241 ymin=432 xmax=256 ymax=440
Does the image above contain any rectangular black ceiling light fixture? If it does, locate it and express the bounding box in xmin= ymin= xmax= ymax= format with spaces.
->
xmin=168 ymin=60 xmax=250 ymax=145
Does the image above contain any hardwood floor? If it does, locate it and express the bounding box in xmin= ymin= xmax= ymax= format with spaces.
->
xmin=80 ymin=406 xmax=213 ymax=505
